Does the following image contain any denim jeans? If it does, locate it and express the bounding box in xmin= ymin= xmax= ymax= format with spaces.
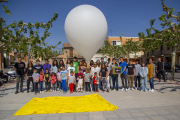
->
xmin=121 ymin=74 xmax=128 ymax=89
xmin=111 ymin=74 xmax=118 ymax=89
xmin=141 ymin=76 xmax=147 ymax=91
xmin=99 ymin=77 xmax=102 ymax=89
xmin=34 ymin=82 xmax=38 ymax=93
xmin=149 ymin=78 xmax=154 ymax=89
xmin=16 ymin=75 xmax=24 ymax=92
xmin=58 ymin=81 xmax=62 ymax=90
xmin=62 ymin=80 xmax=67 ymax=92
xmin=27 ymin=77 xmax=34 ymax=92
xmin=39 ymin=81 xmax=43 ymax=91
xmin=91 ymin=78 xmax=94 ymax=91
xmin=109 ymin=74 xmax=112 ymax=89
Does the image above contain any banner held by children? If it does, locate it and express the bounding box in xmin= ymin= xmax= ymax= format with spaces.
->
xmin=14 ymin=94 xmax=117 ymax=116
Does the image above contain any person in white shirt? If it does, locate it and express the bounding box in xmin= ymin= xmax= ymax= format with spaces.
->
xmin=90 ymin=62 xmax=101 ymax=91
xmin=67 ymin=62 xmax=75 ymax=90
xmin=77 ymin=74 xmax=83 ymax=92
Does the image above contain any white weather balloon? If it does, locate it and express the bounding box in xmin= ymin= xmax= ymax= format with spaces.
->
xmin=64 ymin=4 xmax=108 ymax=61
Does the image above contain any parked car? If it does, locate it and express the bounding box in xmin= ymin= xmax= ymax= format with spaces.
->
xmin=164 ymin=63 xmax=180 ymax=72
xmin=7 ymin=68 xmax=17 ymax=80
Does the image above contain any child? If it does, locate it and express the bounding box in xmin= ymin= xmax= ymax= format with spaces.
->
xmin=44 ymin=68 xmax=50 ymax=92
xmin=50 ymin=72 xmax=56 ymax=92
xmin=77 ymin=69 xmax=84 ymax=91
xmin=84 ymin=69 xmax=92 ymax=92
xmin=60 ymin=66 xmax=68 ymax=93
xmin=139 ymin=62 xmax=148 ymax=92
xmin=57 ymin=68 xmax=62 ymax=92
xmin=77 ymin=74 xmax=83 ymax=92
xmin=100 ymin=64 xmax=109 ymax=92
xmin=68 ymin=71 xmax=75 ymax=93
xmin=32 ymin=68 xmax=39 ymax=95
xmin=39 ymin=71 xmax=44 ymax=93
xmin=93 ymin=72 xmax=99 ymax=92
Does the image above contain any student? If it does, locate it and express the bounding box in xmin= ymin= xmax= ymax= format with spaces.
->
xmin=90 ymin=60 xmax=94 ymax=68
xmin=68 ymin=71 xmax=75 ymax=93
xmin=39 ymin=71 xmax=44 ymax=93
xmin=59 ymin=60 xmax=65 ymax=69
xmin=134 ymin=59 xmax=141 ymax=90
xmin=100 ymin=63 xmax=109 ymax=92
xmin=51 ymin=60 xmax=58 ymax=91
xmin=107 ymin=58 xmax=112 ymax=89
xmin=60 ymin=66 xmax=68 ymax=93
xmin=42 ymin=59 xmax=51 ymax=74
xmin=105 ymin=63 xmax=111 ymax=92
xmin=84 ymin=69 xmax=92 ymax=92
xmin=32 ymin=68 xmax=39 ymax=95
xmin=139 ymin=62 xmax=148 ymax=92
xmin=83 ymin=62 xmax=88 ymax=73
xmin=65 ymin=59 xmax=71 ymax=70
xmin=50 ymin=72 xmax=56 ymax=92
xmin=119 ymin=57 xmax=128 ymax=92
xmin=67 ymin=62 xmax=75 ymax=90
xmin=157 ymin=58 xmax=166 ymax=82
xmin=147 ymin=59 xmax=156 ymax=92
xmin=93 ymin=72 xmax=99 ymax=92
xmin=44 ymin=68 xmax=51 ymax=92
xmin=127 ymin=58 xmax=135 ymax=90
xmin=77 ymin=69 xmax=84 ymax=91
xmin=14 ymin=57 xmax=26 ymax=94
xmin=25 ymin=62 xmax=34 ymax=93
xmin=100 ymin=57 xmax=106 ymax=65
xmin=96 ymin=59 xmax=101 ymax=67
xmin=57 ymin=68 xmax=62 ymax=92
xmin=110 ymin=58 xmax=119 ymax=91
xmin=77 ymin=74 xmax=83 ymax=92
xmin=33 ymin=59 xmax=43 ymax=74
xmin=77 ymin=61 xmax=84 ymax=73
xmin=73 ymin=57 xmax=79 ymax=91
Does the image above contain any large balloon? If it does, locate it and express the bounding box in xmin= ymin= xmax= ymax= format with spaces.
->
xmin=64 ymin=5 xmax=108 ymax=61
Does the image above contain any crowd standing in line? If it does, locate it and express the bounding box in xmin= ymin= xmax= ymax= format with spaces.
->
xmin=14 ymin=56 xmax=166 ymax=94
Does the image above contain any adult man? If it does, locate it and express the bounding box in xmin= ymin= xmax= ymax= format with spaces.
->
xmin=148 ymin=59 xmax=156 ymax=92
xmin=100 ymin=57 xmax=106 ymax=65
xmin=33 ymin=59 xmax=43 ymax=74
xmin=110 ymin=58 xmax=119 ymax=91
xmin=119 ymin=57 xmax=128 ymax=92
xmin=127 ymin=58 xmax=135 ymax=90
xmin=42 ymin=59 xmax=51 ymax=74
xmin=73 ymin=57 xmax=78 ymax=91
xmin=157 ymin=58 xmax=166 ymax=82
xmin=14 ymin=57 xmax=26 ymax=94
xmin=134 ymin=59 xmax=141 ymax=90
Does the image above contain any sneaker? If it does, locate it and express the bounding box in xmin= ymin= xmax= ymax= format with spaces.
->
xmin=15 ymin=91 xmax=18 ymax=94
xmin=53 ymin=90 xmax=55 ymax=92
xmin=40 ymin=91 xmax=42 ymax=94
xmin=116 ymin=89 xmax=119 ymax=91
xmin=131 ymin=88 xmax=134 ymax=91
xmin=151 ymin=89 xmax=154 ymax=92
xmin=149 ymin=89 xmax=152 ymax=92
xmin=135 ymin=87 xmax=137 ymax=90
xmin=112 ymin=88 xmax=115 ymax=91
xmin=128 ymin=88 xmax=130 ymax=90
xmin=145 ymin=90 xmax=147 ymax=92
xmin=107 ymin=90 xmax=109 ymax=93
xmin=141 ymin=90 xmax=143 ymax=92
xmin=44 ymin=90 xmax=46 ymax=92
xmin=97 ymin=90 xmax=99 ymax=92
xmin=125 ymin=89 xmax=128 ymax=92
xmin=27 ymin=91 xmax=29 ymax=93
xmin=58 ymin=90 xmax=60 ymax=93
xmin=57 ymin=88 xmax=59 ymax=91
xmin=121 ymin=88 xmax=124 ymax=91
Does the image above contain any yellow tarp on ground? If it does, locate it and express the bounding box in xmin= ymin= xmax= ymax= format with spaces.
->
xmin=14 ymin=94 xmax=117 ymax=116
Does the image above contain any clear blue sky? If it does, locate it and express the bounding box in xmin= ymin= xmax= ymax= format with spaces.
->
xmin=1 ymin=0 xmax=180 ymax=49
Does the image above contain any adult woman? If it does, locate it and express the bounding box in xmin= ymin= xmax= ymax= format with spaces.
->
xmin=90 ymin=60 xmax=94 ymax=68
xmin=59 ymin=60 xmax=65 ymax=69
xmin=65 ymin=59 xmax=71 ymax=70
xmin=83 ymin=62 xmax=88 ymax=73
xmin=139 ymin=62 xmax=148 ymax=92
xmin=105 ymin=63 xmax=111 ymax=91
xmin=51 ymin=60 xmax=58 ymax=91
xmin=96 ymin=60 xmax=101 ymax=68
xmin=77 ymin=61 xmax=84 ymax=73
xmin=25 ymin=62 xmax=34 ymax=93
xmin=147 ymin=59 xmax=155 ymax=92
xmin=100 ymin=63 xmax=109 ymax=92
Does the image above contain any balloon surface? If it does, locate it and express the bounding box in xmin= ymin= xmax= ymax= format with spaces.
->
xmin=64 ymin=5 xmax=108 ymax=61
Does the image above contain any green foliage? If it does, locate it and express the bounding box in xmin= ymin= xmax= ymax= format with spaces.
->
xmin=2 ymin=4 xmax=11 ymax=15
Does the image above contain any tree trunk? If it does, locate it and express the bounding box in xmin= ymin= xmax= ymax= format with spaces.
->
xmin=171 ymin=49 xmax=176 ymax=81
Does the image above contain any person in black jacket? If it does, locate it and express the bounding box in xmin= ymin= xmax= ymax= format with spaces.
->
xmin=25 ymin=62 xmax=34 ymax=93
xmin=157 ymin=58 xmax=166 ymax=82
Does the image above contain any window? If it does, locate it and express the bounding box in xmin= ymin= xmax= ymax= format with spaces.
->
xmin=70 ymin=49 xmax=73 ymax=57
xmin=116 ymin=41 xmax=121 ymax=46
xmin=112 ymin=41 xmax=121 ymax=46
xmin=167 ymin=45 xmax=170 ymax=50
xmin=112 ymin=41 xmax=116 ymax=45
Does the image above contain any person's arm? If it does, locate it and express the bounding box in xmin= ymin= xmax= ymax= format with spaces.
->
xmin=133 ymin=65 xmax=135 ymax=75
xmin=100 ymin=71 xmax=102 ymax=81
xmin=77 ymin=66 xmax=79 ymax=73
xmin=139 ymin=68 xmax=143 ymax=77
xmin=50 ymin=66 xmax=53 ymax=73
xmin=145 ymin=67 xmax=148 ymax=77
xmin=105 ymin=70 xmax=109 ymax=80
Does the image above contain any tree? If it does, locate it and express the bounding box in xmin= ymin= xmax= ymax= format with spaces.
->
xmin=138 ymin=0 xmax=180 ymax=80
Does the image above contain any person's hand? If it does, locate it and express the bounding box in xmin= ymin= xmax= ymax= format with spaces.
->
xmin=60 ymin=80 xmax=62 ymax=82
xmin=26 ymin=77 xmax=29 ymax=80
xmin=105 ymin=77 xmax=107 ymax=80
xmin=142 ymin=76 xmax=144 ymax=78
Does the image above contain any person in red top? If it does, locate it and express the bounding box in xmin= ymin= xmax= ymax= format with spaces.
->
xmin=93 ymin=72 xmax=99 ymax=92
xmin=39 ymin=71 xmax=44 ymax=93
xmin=77 ymin=69 xmax=84 ymax=91
xmin=50 ymin=72 xmax=56 ymax=92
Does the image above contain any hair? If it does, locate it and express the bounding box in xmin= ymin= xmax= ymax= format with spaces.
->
xmin=101 ymin=63 xmax=106 ymax=70
xmin=36 ymin=59 xmax=40 ymax=62
xmin=79 ymin=68 xmax=82 ymax=71
xmin=86 ymin=68 xmax=90 ymax=72
xmin=135 ymin=59 xmax=139 ymax=62
xmin=94 ymin=72 xmax=97 ymax=75
xmin=78 ymin=74 xmax=82 ymax=77
xmin=52 ymin=60 xmax=58 ymax=67
xmin=51 ymin=72 xmax=55 ymax=76
xmin=58 ymin=68 xmax=61 ymax=72
xmin=27 ymin=62 xmax=33 ymax=68
xmin=101 ymin=57 xmax=104 ymax=60
xmin=142 ymin=61 xmax=146 ymax=67
xmin=18 ymin=57 xmax=21 ymax=59
xmin=45 ymin=68 xmax=48 ymax=70
xmin=129 ymin=58 xmax=132 ymax=61
xmin=66 ymin=59 xmax=71 ymax=64
xmin=83 ymin=62 xmax=87 ymax=67
xmin=34 ymin=68 xmax=37 ymax=71
xmin=45 ymin=59 xmax=48 ymax=61
xmin=119 ymin=57 xmax=123 ymax=59
xmin=70 ymin=71 xmax=74 ymax=73
xmin=105 ymin=62 xmax=108 ymax=67
xmin=40 ymin=70 xmax=43 ymax=74
xmin=108 ymin=58 xmax=110 ymax=61
xmin=78 ymin=61 xmax=83 ymax=68
xmin=112 ymin=58 xmax=116 ymax=60
xmin=96 ymin=60 xmax=100 ymax=67
xmin=90 ymin=60 xmax=94 ymax=66
xmin=74 ymin=57 xmax=77 ymax=59
xmin=59 ymin=60 xmax=65 ymax=67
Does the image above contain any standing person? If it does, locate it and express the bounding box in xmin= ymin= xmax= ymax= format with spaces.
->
xmin=119 ymin=57 xmax=128 ymax=92
xmin=93 ymin=72 xmax=99 ymax=92
xmin=42 ymin=59 xmax=51 ymax=74
xmin=100 ymin=64 xmax=109 ymax=92
xmin=67 ymin=62 xmax=75 ymax=76
xmin=96 ymin=60 xmax=101 ymax=67
xmin=110 ymin=58 xmax=119 ymax=91
xmin=68 ymin=71 xmax=75 ymax=93
xmin=57 ymin=68 xmax=62 ymax=92
xmin=105 ymin=63 xmax=111 ymax=92
xmin=77 ymin=61 xmax=84 ymax=73
xmin=100 ymin=57 xmax=106 ymax=65
xmin=84 ymin=69 xmax=92 ymax=92
xmin=50 ymin=72 xmax=56 ymax=92
xmin=77 ymin=74 xmax=83 ymax=92
xmin=77 ymin=69 xmax=84 ymax=91
xmin=90 ymin=62 xmax=101 ymax=91
xmin=147 ymin=59 xmax=156 ymax=92
xmin=90 ymin=60 xmax=94 ymax=68
xmin=44 ymin=68 xmax=51 ymax=92
xmin=33 ymin=59 xmax=43 ymax=74
xmin=107 ymin=58 xmax=112 ymax=89
xmin=14 ymin=57 xmax=26 ymax=94
xmin=127 ymin=58 xmax=135 ymax=90
xmin=39 ymin=71 xmax=44 ymax=93
xmin=65 ymin=59 xmax=71 ymax=70
xmin=134 ymin=59 xmax=141 ymax=90
xmin=32 ymin=68 xmax=39 ymax=95
xmin=73 ymin=57 xmax=79 ymax=91
xmin=139 ymin=62 xmax=148 ymax=92
xmin=25 ymin=62 xmax=34 ymax=93
xmin=51 ymin=60 xmax=58 ymax=91
xmin=60 ymin=66 xmax=68 ymax=93
xmin=157 ymin=58 xmax=166 ymax=82
xmin=59 ymin=60 xmax=65 ymax=69
xmin=83 ymin=62 xmax=88 ymax=73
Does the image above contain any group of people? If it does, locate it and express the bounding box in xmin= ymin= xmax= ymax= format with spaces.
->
xmin=14 ymin=56 xmax=166 ymax=94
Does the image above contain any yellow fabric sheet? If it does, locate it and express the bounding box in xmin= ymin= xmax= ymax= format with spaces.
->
xmin=14 ymin=94 xmax=117 ymax=116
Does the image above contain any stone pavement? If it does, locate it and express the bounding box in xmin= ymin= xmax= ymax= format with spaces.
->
xmin=0 ymin=78 xmax=180 ymax=120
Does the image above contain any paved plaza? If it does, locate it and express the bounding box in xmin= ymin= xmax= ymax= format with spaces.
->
xmin=0 ymin=68 xmax=180 ymax=120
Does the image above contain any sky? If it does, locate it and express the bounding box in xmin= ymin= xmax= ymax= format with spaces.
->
xmin=1 ymin=0 xmax=180 ymax=50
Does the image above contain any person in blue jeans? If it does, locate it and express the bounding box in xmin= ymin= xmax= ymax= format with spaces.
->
xmin=139 ymin=62 xmax=148 ymax=92
xmin=110 ymin=58 xmax=119 ymax=91
xmin=60 ymin=66 xmax=68 ymax=93
xmin=119 ymin=57 xmax=128 ymax=92
xmin=57 ymin=68 xmax=62 ymax=92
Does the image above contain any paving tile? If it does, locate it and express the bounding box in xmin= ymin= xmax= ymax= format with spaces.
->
xmin=136 ymin=117 xmax=151 ymax=120
xmin=102 ymin=111 xmax=116 ymax=114
xmin=75 ymin=112 xmax=89 ymax=116
xmin=127 ymin=108 xmax=141 ymax=113
xmin=104 ymin=114 xmax=119 ymax=119
xmin=149 ymin=116 xmax=168 ymax=120
xmin=89 ymin=111 xmax=103 ymax=115
xmin=158 ymin=110 xmax=172 ymax=115
xmin=89 ymin=114 xmax=106 ymax=120
xmin=76 ymin=115 xmax=89 ymax=120
xmin=31 ymin=116 xmax=46 ymax=120
xmin=130 ymin=112 xmax=146 ymax=117
xmin=164 ymin=114 xmax=180 ymax=120
xmin=144 ymin=111 xmax=159 ymax=116
xmin=115 ymin=109 xmax=129 ymax=113
xmin=61 ymin=115 xmax=74 ymax=120
xmin=117 ymin=112 xmax=132 ymax=118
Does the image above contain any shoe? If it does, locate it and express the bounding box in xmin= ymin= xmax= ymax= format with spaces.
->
xmin=58 ymin=90 xmax=60 ymax=93
xmin=81 ymin=91 xmax=83 ymax=93
xmin=141 ymin=90 xmax=143 ymax=92
xmin=20 ymin=91 xmax=24 ymax=93
xmin=125 ymin=89 xmax=128 ymax=92
xmin=57 ymin=88 xmax=59 ymax=91
xmin=145 ymin=90 xmax=147 ymax=92
xmin=131 ymin=88 xmax=134 ymax=91
xmin=44 ymin=90 xmax=46 ymax=92
xmin=27 ymin=91 xmax=29 ymax=93
xmin=107 ymin=90 xmax=109 ymax=93
xmin=53 ymin=90 xmax=55 ymax=92
xmin=164 ymin=80 xmax=167 ymax=82
xmin=15 ymin=91 xmax=18 ymax=94
xmin=40 ymin=91 xmax=42 ymax=94
xmin=116 ymin=89 xmax=119 ymax=91
xmin=135 ymin=87 xmax=137 ymax=90
xmin=97 ymin=90 xmax=99 ymax=92
xmin=112 ymin=88 xmax=115 ymax=91
xmin=151 ymin=89 xmax=154 ymax=92
xmin=128 ymin=88 xmax=130 ymax=90
xmin=149 ymin=89 xmax=152 ymax=92
xmin=121 ymin=88 xmax=124 ymax=91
